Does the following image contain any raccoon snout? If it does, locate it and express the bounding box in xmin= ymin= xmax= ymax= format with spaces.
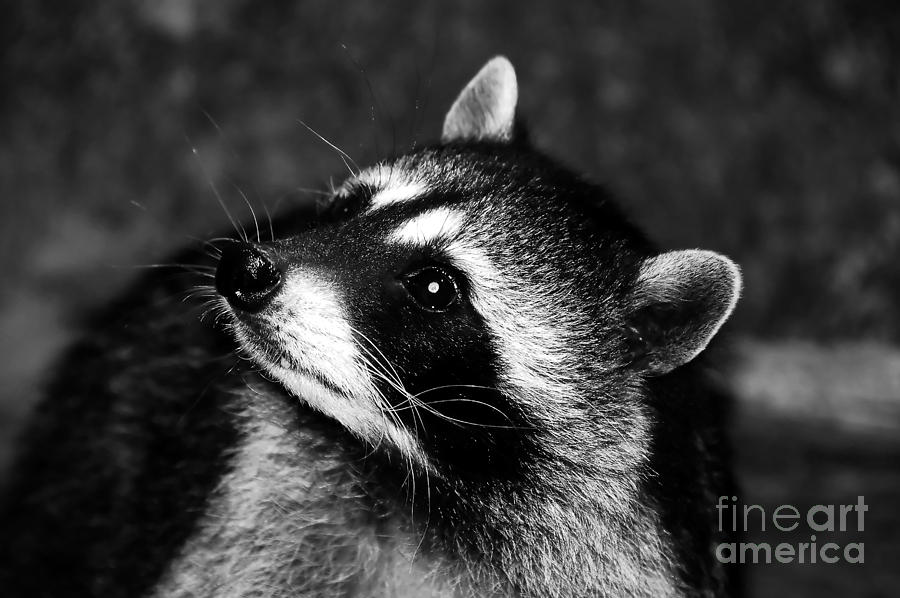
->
xmin=215 ymin=242 xmax=283 ymax=313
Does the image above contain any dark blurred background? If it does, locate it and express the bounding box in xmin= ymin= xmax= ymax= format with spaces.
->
xmin=1 ymin=1 xmax=898 ymax=596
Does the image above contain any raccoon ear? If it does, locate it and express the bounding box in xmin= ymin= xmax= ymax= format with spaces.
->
xmin=625 ymin=250 xmax=741 ymax=376
xmin=442 ymin=56 xmax=518 ymax=143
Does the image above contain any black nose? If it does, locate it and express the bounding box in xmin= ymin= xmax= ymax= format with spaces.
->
xmin=215 ymin=242 xmax=283 ymax=313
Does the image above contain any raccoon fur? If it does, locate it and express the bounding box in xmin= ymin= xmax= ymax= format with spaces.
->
xmin=0 ymin=57 xmax=742 ymax=597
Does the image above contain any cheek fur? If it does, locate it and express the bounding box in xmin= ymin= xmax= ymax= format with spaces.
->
xmin=354 ymin=298 xmax=537 ymax=476
xmin=228 ymin=271 xmax=432 ymax=466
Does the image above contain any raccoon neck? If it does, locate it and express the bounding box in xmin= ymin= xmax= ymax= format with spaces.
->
xmin=422 ymin=447 xmax=683 ymax=597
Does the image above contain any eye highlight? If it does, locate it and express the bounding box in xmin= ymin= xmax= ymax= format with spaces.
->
xmin=401 ymin=266 xmax=460 ymax=312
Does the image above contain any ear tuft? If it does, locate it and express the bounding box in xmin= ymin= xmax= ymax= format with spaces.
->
xmin=627 ymin=250 xmax=742 ymax=376
xmin=442 ymin=56 xmax=518 ymax=143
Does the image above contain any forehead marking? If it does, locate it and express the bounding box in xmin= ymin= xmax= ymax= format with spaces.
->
xmin=389 ymin=208 xmax=464 ymax=245
xmin=370 ymin=183 xmax=426 ymax=208
xmin=356 ymin=163 xmax=427 ymax=210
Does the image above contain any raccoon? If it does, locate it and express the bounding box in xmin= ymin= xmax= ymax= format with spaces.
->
xmin=0 ymin=57 xmax=741 ymax=597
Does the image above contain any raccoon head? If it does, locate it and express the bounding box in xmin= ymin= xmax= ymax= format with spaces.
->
xmin=214 ymin=57 xmax=741 ymax=479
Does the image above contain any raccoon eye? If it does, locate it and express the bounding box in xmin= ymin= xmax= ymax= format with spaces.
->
xmin=402 ymin=267 xmax=459 ymax=312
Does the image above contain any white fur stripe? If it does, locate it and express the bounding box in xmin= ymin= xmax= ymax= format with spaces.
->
xmin=443 ymin=240 xmax=574 ymax=404
xmin=370 ymin=183 xmax=425 ymax=208
xmin=355 ymin=163 xmax=427 ymax=210
xmin=389 ymin=208 xmax=463 ymax=245
xmin=228 ymin=270 xmax=427 ymax=467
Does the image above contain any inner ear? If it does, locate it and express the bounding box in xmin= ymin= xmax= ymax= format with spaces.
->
xmin=625 ymin=250 xmax=741 ymax=376
xmin=442 ymin=56 xmax=518 ymax=143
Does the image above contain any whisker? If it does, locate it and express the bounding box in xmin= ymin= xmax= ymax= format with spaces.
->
xmin=349 ymin=338 xmax=425 ymax=521
xmin=201 ymin=111 xmax=266 ymax=245
xmin=204 ymin=236 xmax=240 ymax=247
xmin=231 ymin=182 xmax=262 ymax=244
xmin=389 ymin=388 xmax=524 ymax=430
xmin=293 ymin=186 xmax=334 ymax=197
xmin=184 ymin=235 xmax=227 ymax=259
xmin=414 ymin=383 xmax=501 ymax=397
xmin=349 ymin=325 xmax=406 ymax=390
xmin=269 ymin=187 xmax=332 ymax=222
xmin=296 ymin=119 xmax=360 ymax=177
xmin=185 ymin=134 xmax=248 ymax=242
xmin=114 ymin=263 xmax=216 ymax=280
xmin=201 ymin=110 xmax=241 ymax=161
xmin=261 ymin=200 xmax=276 ymax=243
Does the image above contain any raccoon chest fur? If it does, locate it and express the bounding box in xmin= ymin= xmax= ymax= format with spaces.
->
xmin=149 ymin=391 xmax=463 ymax=598
xmin=0 ymin=56 xmax=742 ymax=598
xmin=150 ymin=385 xmax=679 ymax=598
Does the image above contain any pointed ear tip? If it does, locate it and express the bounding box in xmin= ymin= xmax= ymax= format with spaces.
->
xmin=693 ymin=251 xmax=743 ymax=317
xmin=479 ymin=56 xmax=517 ymax=84
xmin=633 ymin=250 xmax=742 ymax=375
xmin=705 ymin=251 xmax=743 ymax=301
xmin=724 ymin=257 xmax=743 ymax=299
xmin=701 ymin=253 xmax=742 ymax=327
xmin=640 ymin=249 xmax=743 ymax=311
xmin=485 ymin=55 xmax=515 ymax=70
xmin=442 ymin=56 xmax=519 ymax=143
xmin=676 ymin=249 xmax=743 ymax=295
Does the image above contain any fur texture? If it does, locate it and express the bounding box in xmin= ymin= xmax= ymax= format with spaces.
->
xmin=0 ymin=57 xmax=742 ymax=597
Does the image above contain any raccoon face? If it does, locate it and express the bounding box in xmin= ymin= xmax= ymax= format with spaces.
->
xmin=215 ymin=57 xmax=741 ymax=476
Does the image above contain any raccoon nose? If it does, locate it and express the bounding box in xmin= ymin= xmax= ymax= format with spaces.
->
xmin=215 ymin=242 xmax=283 ymax=313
